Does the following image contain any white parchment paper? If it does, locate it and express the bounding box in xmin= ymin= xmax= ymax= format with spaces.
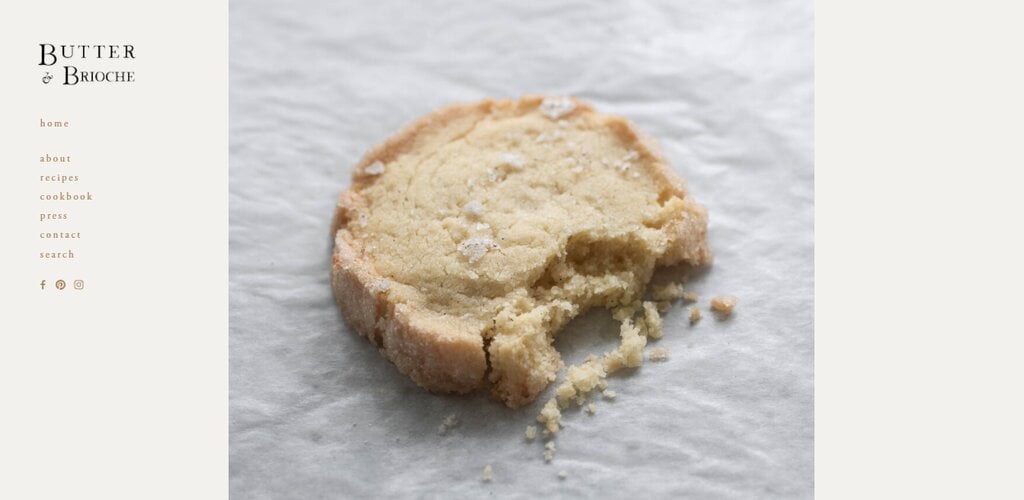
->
xmin=230 ymin=1 xmax=813 ymax=497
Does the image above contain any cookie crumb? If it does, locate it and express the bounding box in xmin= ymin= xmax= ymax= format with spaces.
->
xmin=525 ymin=425 xmax=537 ymax=441
xmin=539 ymin=96 xmax=577 ymax=120
xmin=537 ymin=398 xmax=562 ymax=434
xmin=364 ymin=161 xmax=385 ymax=175
xmin=555 ymin=360 xmax=608 ymax=408
xmin=437 ymin=413 xmax=460 ymax=435
xmin=642 ymin=301 xmax=663 ymax=339
xmin=586 ymin=403 xmax=596 ymax=415
xmin=602 ymin=318 xmax=646 ymax=373
xmin=689 ymin=306 xmax=702 ymax=324
xmin=710 ymin=296 xmax=738 ymax=316
xmin=482 ymin=465 xmax=493 ymax=482
xmin=543 ymin=441 xmax=557 ymax=462
xmin=558 ymin=470 xmax=568 ymax=479
xmin=602 ymin=389 xmax=617 ymax=399
xmin=648 ymin=347 xmax=670 ymax=362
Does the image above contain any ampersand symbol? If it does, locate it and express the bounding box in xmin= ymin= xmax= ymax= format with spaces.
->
xmin=42 ymin=72 xmax=52 ymax=84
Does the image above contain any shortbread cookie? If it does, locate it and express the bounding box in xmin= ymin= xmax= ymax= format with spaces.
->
xmin=330 ymin=96 xmax=711 ymax=408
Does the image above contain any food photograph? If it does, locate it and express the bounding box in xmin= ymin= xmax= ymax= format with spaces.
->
xmin=230 ymin=0 xmax=812 ymax=497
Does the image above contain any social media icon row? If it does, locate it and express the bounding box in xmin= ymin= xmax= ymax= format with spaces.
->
xmin=40 ymin=279 xmax=84 ymax=290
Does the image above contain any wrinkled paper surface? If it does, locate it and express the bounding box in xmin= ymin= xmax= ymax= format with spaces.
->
xmin=230 ymin=0 xmax=813 ymax=497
